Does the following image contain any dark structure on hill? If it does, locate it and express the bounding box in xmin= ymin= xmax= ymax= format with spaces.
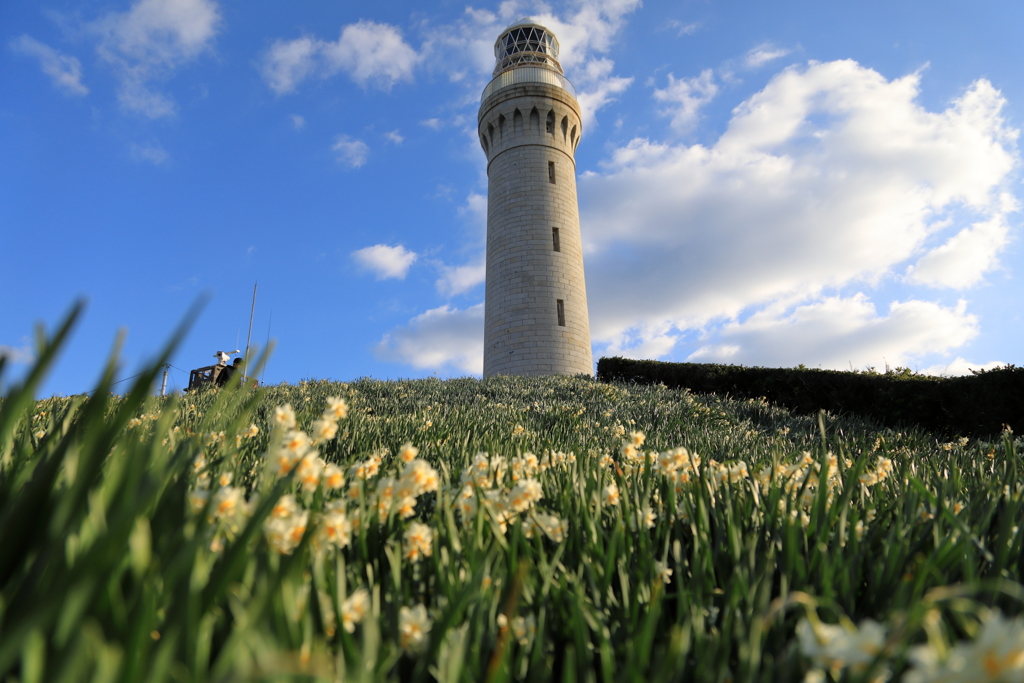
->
xmin=598 ymin=356 xmax=1024 ymax=439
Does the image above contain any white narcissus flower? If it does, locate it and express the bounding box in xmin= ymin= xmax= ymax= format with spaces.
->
xmin=270 ymin=494 xmax=299 ymax=519
xmin=399 ymin=604 xmax=432 ymax=653
xmin=319 ymin=501 xmax=352 ymax=550
xmin=399 ymin=442 xmax=419 ymax=463
xmin=269 ymin=430 xmax=313 ymax=478
xmin=296 ymin=454 xmax=324 ymax=492
xmin=797 ymin=617 xmax=888 ymax=675
xmin=403 ymin=522 xmax=433 ymax=562
xmin=726 ymin=461 xmax=749 ymax=483
xmin=187 ymin=489 xmax=209 ymax=514
xmin=512 ymin=614 xmax=536 ymax=646
xmin=322 ymin=463 xmax=345 ymax=490
xmin=507 ymin=478 xmax=543 ymax=513
xmin=341 ymin=588 xmax=369 ymax=633
xmin=311 ymin=418 xmax=338 ymax=441
xmin=533 ymin=513 xmax=568 ymax=543
xmin=455 ymin=484 xmax=478 ymax=521
xmin=211 ymin=486 xmax=245 ymax=521
xmin=603 ymin=482 xmax=620 ymax=506
xmin=636 ymin=508 xmax=657 ymax=529
xmin=281 ymin=430 xmax=312 ymax=457
xmin=904 ymin=610 xmax=1024 ymax=683
xmin=263 ymin=508 xmax=308 ymax=555
xmin=324 ymin=396 xmax=349 ymax=420
xmin=396 ymin=496 xmax=418 ymax=520
xmin=274 ymin=404 xmax=296 ymax=429
xmin=401 ymin=460 xmax=439 ymax=496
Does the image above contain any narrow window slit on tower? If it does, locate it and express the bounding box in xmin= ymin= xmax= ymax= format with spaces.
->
xmin=556 ymin=299 xmax=565 ymax=326
xmin=552 ymin=227 xmax=560 ymax=252
xmin=548 ymin=161 xmax=555 ymax=183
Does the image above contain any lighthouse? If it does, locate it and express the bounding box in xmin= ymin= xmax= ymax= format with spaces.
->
xmin=478 ymin=19 xmax=593 ymax=377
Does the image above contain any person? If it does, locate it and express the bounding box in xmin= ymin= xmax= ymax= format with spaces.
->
xmin=216 ymin=362 xmax=234 ymax=386
xmin=216 ymin=357 xmax=244 ymax=387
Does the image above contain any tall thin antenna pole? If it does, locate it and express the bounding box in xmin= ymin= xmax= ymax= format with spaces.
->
xmin=244 ymin=282 xmax=257 ymax=364
xmin=160 ymin=364 xmax=169 ymax=397
xmin=261 ymin=310 xmax=272 ymax=385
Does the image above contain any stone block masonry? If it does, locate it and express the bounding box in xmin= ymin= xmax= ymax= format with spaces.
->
xmin=478 ymin=77 xmax=593 ymax=377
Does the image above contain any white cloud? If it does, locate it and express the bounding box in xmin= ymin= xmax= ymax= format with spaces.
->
xmin=578 ymin=60 xmax=1019 ymax=365
xmin=332 ymin=135 xmax=369 ymax=168
xmin=919 ymin=357 xmax=1006 ymax=377
xmin=261 ymin=20 xmax=419 ymax=94
xmin=666 ymin=20 xmax=700 ymax=37
xmin=375 ymin=304 xmax=484 ymax=375
xmin=686 ymin=295 xmax=979 ymax=370
xmin=436 ymin=262 xmax=486 ymax=297
xmin=290 ymin=114 xmax=305 ymax=130
xmin=603 ymin=329 xmax=680 ymax=360
xmin=745 ymin=42 xmax=791 ymax=69
xmin=420 ymin=118 xmax=444 ymax=130
xmin=653 ymin=69 xmax=717 ymax=132
xmin=130 ymin=141 xmax=169 ymax=164
xmin=534 ymin=0 xmax=643 ymax=69
xmin=416 ymin=0 xmax=640 ymax=127
xmin=905 ymin=201 xmax=1014 ymax=288
xmin=10 ymin=35 xmax=89 ymax=95
xmin=514 ymin=1 xmax=640 ymax=126
xmin=433 ymin=192 xmax=488 ymax=296
xmin=574 ymin=58 xmax=633 ymax=128
xmin=93 ymin=0 xmax=221 ymax=118
xmin=261 ymin=36 xmax=317 ymax=95
xmin=325 ymin=21 xmax=420 ymax=88
xmin=0 ymin=341 xmax=35 ymax=365
xmin=384 ymin=129 xmax=404 ymax=144
xmin=352 ymin=244 xmax=418 ymax=280
xmin=458 ymin=192 xmax=487 ymax=237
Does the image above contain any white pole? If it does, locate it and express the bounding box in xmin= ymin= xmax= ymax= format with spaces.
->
xmin=244 ymin=282 xmax=257 ymax=373
xmin=261 ymin=310 xmax=272 ymax=386
xmin=160 ymin=365 xmax=169 ymax=397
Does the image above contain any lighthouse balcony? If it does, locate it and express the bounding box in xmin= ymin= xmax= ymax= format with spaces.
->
xmin=481 ymin=66 xmax=576 ymax=102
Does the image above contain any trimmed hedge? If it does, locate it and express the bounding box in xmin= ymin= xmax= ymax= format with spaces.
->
xmin=596 ymin=357 xmax=1024 ymax=439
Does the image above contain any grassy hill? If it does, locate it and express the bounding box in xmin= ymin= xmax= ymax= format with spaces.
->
xmin=3 ymin=317 xmax=1023 ymax=681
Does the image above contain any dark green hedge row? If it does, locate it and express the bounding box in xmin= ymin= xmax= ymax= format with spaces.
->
xmin=596 ymin=357 xmax=1024 ymax=439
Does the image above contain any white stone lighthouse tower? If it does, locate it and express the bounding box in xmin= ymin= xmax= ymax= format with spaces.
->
xmin=478 ymin=19 xmax=593 ymax=378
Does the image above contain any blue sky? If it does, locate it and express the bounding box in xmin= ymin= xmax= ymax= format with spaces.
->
xmin=2 ymin=0 xmax=1022 ymax=396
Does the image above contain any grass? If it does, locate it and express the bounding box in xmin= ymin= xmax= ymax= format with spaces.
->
xmin=2 ymin=304 xmax=1023 ymax=682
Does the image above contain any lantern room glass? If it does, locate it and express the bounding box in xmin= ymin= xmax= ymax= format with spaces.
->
xmin=492 ymin=21 xmax=563 ymax=76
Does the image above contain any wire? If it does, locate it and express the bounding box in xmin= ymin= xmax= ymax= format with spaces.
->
xmin=109 ymin=371 xmax=149 ymax=387
xmin=85 ymin=369 xmax=149 ymax=395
